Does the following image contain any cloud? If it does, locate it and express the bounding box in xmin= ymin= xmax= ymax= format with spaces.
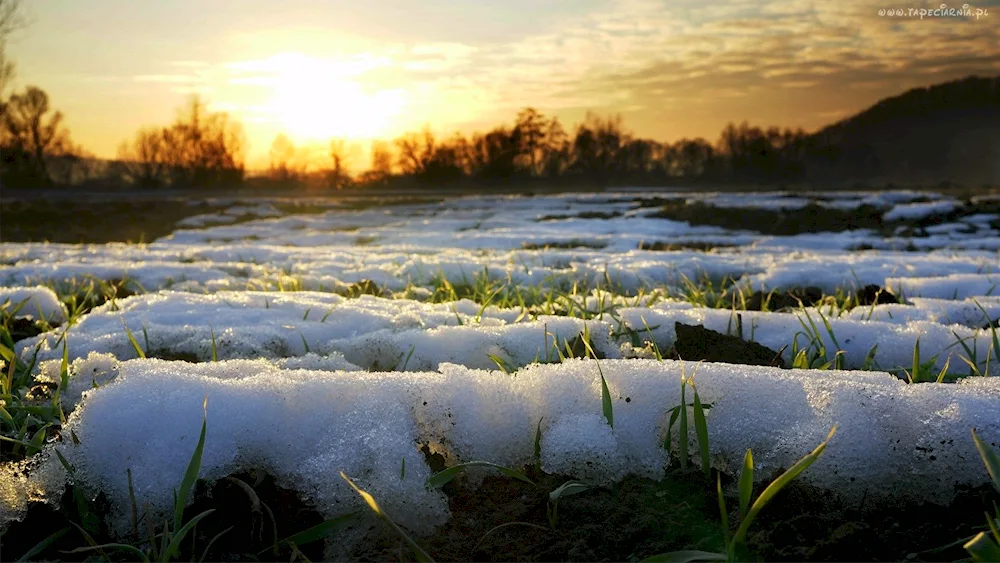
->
xmin=125 ymin=0 xmax=999 ymax=144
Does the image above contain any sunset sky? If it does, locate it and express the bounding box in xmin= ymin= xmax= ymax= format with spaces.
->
xmin=7 ymin=0 xmax=999 ymax=168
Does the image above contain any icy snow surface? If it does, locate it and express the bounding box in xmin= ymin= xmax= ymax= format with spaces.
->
xmin=2 ymin=189 xmax=1000 ymax=536
xmin=17 ymin=357 xmax=1000 ymax=536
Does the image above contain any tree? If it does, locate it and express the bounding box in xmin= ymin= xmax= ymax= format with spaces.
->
xmin=0 ymin=0 xmax=22 ymax=97
xmin=394 ymin=127 xmax=436 ymax=176
xmin=469 ymin=127 xmax=517 ymax=180
xmin=268 ymin=134 xmax=303 ymax=182
xmin=327 ymin=138 xmax=352 ymax=188
xmin=512 ymin=107 xmax=548 ymax=175
xmin=540 ymin=118 xmax=570 ymax=177
xmin=116 ymin=127 xmax=169 ymax=187
xmin=1 ymin=86 xmax=73 ymax=187
xmin=118 ymin=96 xmax=245 ymax=189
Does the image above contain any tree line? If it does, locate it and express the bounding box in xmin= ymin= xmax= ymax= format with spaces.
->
xmin=4 ymin=84 xmax=866 ymax=191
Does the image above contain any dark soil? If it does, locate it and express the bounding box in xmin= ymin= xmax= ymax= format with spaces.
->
xmin=743 ymin=287 xmax=823 ymax=311
xmin=855 ymin=284 xmax=900 ymax=306
xmin=537 ymin=211 xmax=624 ymax=221
xmin=650 ymin=201 xmax=885 ymax=235
xmin=353 ymin=468 xmax=726 ymax=562
xmin=638 ymin=241 xmax=735 ymax=252
xmin=669 ymin=322 xmax=786 ymax=368
xmin=344 ymin=279 xmax=388 ymax=298
xmin=0 ymin=198 xmax=222 ymax=244
xmin=1 ymin=314 xmax=50 ymax=342
xmin=4 ymin=464 xmax=996 ymax=562
xmin=522 ymin=240 xmax=609 ymax=250
xmin=747 ymin=481 xmax=998 ymax=562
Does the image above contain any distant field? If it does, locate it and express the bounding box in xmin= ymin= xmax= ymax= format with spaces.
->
xmin=1 ymin=188 xmax=999 ymax=562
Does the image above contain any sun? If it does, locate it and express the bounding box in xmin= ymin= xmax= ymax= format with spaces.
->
xmin=265 ymin=54 xmax=405 ymax=141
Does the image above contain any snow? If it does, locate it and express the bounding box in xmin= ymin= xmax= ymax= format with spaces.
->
xmin=0 ymin=286 xmax=67 ymax=322
xmin=14 ymin=357 xmax=998 ymax=537
xmin=3 ymin=189 xmax=1000 ymax=542
xmin=883 ymin=200 xmax=959 ymax=222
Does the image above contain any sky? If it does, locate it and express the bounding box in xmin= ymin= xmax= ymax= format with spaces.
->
xmin=7 ymin=0 xmax=1000 ymax=169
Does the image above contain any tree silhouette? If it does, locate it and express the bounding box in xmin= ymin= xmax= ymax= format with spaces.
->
xmin=116 ymin=127 xmax=172 ymax=187
xmin=328 ymin=138 xmax=353 ymax=188
xmin=1 ymin=86 xmax=72 ymax=187
xmin=118 ymin=96 xmax=245 ymax=189
xmin=0 ymin=0 xmax=22 ymax=96
xmin=268 ymin=134 xmax=303 ymax=182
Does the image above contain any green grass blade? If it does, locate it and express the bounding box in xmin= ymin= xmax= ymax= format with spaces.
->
xmin=971 ymin=429 xmax=1000 ymax=494
xmin=732 ymin=426 xmax=836 ymax=545
xmin=64 ymin=543 xmax=151 ymax=562
xmin=165 ymin=509 xmax=215 ymax=560
xmin=209 ymin=325 xmax=218 ymax=362
xmin=692 ymin=388 xmax=710 ymax=476
xmin=738 ymin=449 xmax=754 ymax=522
xmin=600 ymin=372 xmax=614 ymax=429
xmin=278 ymin=512 xmax=358 ymax=548
xmin=487 ymin=354 xmax=512 ymax=374
xmin=341 ymin=472 xmax=434 ymax=563
xmin=174 ymin=397 xmax=208 ymax=532
xmin=716 ymin=473 xmax=730 ymax=548
xmin=935 ymin=355 xmax=952 ymax=383
xmin=640 ymin=550 xmax=727 ymax=562
xmin=534 ymin=417 xmax=544 ymax=473
xmin=964 ymin=532 xmax=1000 ymax=563
xmin=122 ymin=319 xmax=147 ymax=359
xmin=16 ymin=526 xmax=70 ymax=562
xmin=199 ymin=526 xmax=234 ymax=563
xmin=401 ymin=344 xmax=416 ymax=371
xmin=663 ymin=406 xmax=681 ymax=454
xmin=548 ymin=480 xmax=593 ymax=501
xmin=426 ymin=461 xmax=536 ymax=489
xmin=679 ymin=379 xmax=689 ymax=469
xmin=861 ymin=344 xmax=878 ymax=371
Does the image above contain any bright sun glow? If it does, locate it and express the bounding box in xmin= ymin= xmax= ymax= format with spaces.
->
xmin=264 ymin=54 xmax=406 ymax=141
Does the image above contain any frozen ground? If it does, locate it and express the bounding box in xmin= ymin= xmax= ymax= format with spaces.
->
xmin=1 ymin=189 xmax=999 ymax=538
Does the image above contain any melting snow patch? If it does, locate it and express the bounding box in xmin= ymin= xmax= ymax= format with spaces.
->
xmin=13 ymin=357 xmax=997 ymax=538
xmin=883 ymin=201 xmax=958 ymax=222
xmin=0 ymin=286 xmax=67 ymax=322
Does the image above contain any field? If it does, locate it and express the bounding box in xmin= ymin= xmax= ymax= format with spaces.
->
xmin=1 ymin=188 xmax=1000 ymax=562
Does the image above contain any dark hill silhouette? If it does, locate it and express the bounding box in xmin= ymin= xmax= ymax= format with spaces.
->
xmin=805 ymin=75 xmax=1000 ymax=185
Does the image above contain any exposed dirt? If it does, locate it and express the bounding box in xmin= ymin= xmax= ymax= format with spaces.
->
xmin=352 ymin=469 xmax=725 ymax=562
xmin=4 ymin=463 xmax=996 ymax=562
xmin=748 ymin=481 xmax=997 ymax=562
xmin=638 ymin=241 xmax=735 ymax=252
xmin=744 ymin=287 xmax=823 ymax=311
xmin=343 ymin=279 xmax=388 ymax=298
xmin=650 ymin=201 xmax=886 ymax=235
xmin=522 ymin=240 xmax=609 ymax=250
xmin=0 ymin=199 xmax=223 ymax=244
xmin=536 ymin=211 xmax=625 ymax=222
xmin=1 ymin=314 xmax=50 ymax=343
xmin=854 ymin=284 xmax=900 ymax=306
xmin=668 ymin=322 xmax=786 ymax=368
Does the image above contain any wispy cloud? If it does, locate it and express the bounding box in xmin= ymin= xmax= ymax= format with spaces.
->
xmin=125 ymin=0 xmax=999 ymax=144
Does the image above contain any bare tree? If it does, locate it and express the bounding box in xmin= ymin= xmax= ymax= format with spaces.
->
xmin=512 ymin=107 xmax=548 ymax=175
xmin=116 ymin=127 xmax=169 ymax=187
xmin=1 ymin=85 xmax=72 ymax=186
xmin=115 ymin=96 xmax=245 ymax=189
xmin=268 ymin=134 xmax=305 ymax=182
xmin=0 ymin=0 xmax=24 ymax=100
xmin=328 ymin=138 xmax=353 ymax=188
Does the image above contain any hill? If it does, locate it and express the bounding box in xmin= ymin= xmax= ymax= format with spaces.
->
xmin=806 ymin=75 xmax=1000 ymax=185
